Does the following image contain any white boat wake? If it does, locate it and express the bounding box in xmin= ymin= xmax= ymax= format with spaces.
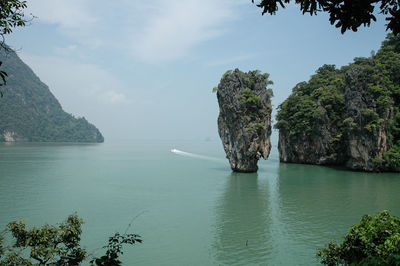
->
xmin=171 ymin=148 xmax=224 ymax=162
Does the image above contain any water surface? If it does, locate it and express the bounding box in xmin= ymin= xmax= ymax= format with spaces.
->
xmin=0 ymin=141 xmax=399 ymax=265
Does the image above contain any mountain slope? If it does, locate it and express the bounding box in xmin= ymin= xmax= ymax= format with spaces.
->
xmin=0 ymin=48 xmax=104 ymax=142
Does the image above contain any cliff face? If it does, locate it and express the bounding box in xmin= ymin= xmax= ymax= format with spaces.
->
xmin=216 ymin=69 xmax=273 ymax=172
xmin=0 ymin=48 xmax=104 ymax=143
xmin=275 ymin=35 xmax=400 ymax=172
xmin=344 ymin=65 xmax=395 ymax=171
xmin=277 ymin=79 xmax=346 ymax=166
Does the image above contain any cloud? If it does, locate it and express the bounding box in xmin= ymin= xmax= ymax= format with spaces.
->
xmin=99 ymin=90 xmax=130 ymax=104
xmin=128 ymin=0 xmax=235 ymax=62
xmin=53 ymin=45 xmax=78 ymax=56
xmin=26 ymin=0 xmax=240 ymax=63
xmin=26 ymin=0 xmax=101 ymax=47
xmin=18 ymin=53 xmax=131 ymax=110
xmin=206 ymin=54 xmax=255 ymax=67
xmin=27 ymin=0 xmax=97 ymax=30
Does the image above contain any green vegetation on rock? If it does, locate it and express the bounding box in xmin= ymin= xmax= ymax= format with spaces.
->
xmin=276 ymin=34 xmax=400 ymax=171
xmin=276 ymin=65 xmax=345 ymax=139
xmin=236 ymin=71 xmax=273 ymax=133
xmin=0 ymin=48 xmax=104 ymax=143
xmin=216 ymin=68 xmax=273 ymax=172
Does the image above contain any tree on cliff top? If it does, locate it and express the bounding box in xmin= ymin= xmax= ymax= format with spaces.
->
xmin=252 ymin=0 xmax=400 ymax=34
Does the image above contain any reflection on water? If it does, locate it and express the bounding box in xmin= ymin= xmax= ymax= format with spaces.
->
xmin=1 ymin=142 xmax=400 ymax=265
xmin=273 ymin=162 xmax=400 ymax=265
xmin=213 ymin=172 xmax=272 ymax=265
xmin=213 ymin=161 xmax=400 ymax=265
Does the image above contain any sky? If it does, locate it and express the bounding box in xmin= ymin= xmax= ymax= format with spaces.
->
xmin=6 ymin=0 xmax=389 ymax=142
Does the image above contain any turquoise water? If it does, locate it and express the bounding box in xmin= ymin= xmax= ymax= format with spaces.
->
xmin=0 ymin=141 xmax=399 ymax=265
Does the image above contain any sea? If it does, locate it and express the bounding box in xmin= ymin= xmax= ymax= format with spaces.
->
xmin=0 ymin=140 xmax=399 ymax=265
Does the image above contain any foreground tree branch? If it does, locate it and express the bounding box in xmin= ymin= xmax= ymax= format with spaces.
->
xmin=252 ymin=0 xmax=400 ymax=34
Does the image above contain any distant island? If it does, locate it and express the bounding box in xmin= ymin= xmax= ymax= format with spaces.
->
xmin=275 ymin=34 xmax=400 ymax=172
xmin=0 ymin=48 xmax=104 ymax=143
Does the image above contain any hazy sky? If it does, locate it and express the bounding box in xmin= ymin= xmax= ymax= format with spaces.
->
xmin=7 ymin=0 xmax=388 ymax=141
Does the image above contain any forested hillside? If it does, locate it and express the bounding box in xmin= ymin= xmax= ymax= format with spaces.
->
xmin=0 ymin=48 xmax=104 ymax=142
xmin=275 ymin=34 xmax=400 ymax=172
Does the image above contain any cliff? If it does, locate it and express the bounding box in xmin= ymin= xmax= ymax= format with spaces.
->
xmin=0 ymin=48 xmax=104 ymax=143
xmin=216 ymin=69 xmax=273 ymax=172
xmin=275 ymin=34 xmax=400 ymax=172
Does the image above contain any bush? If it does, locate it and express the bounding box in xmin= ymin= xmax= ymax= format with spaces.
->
xmin=0 ymin=214 xmax=142 ymax=265
xmin=317 ymin=210 xmax=400 ymax=265
xmin=384 ymin=145 xmax=400 ymax=170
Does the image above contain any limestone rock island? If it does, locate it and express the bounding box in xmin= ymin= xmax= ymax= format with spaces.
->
xmin=275 ymin=34 xmax=400 ymax=172
xmin=215 ymin=69 xmax=273 ymax=172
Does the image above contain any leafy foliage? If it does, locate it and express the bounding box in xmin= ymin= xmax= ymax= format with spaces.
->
xmin=317 ymin=210 xmax=400 ymax=265
xmin=0 ymin=214 xmax=142 ymax=265
xmin=0 ymin=48 xmax=104 ymax=142
xmin=275 ymin=65 xmax=344 ymax=138
xmin=0 ymin=0 xmax=31 ymax=92
xmin=235 ymin=70 xmax=273 ymax=134
xmin=0 ymin=61 xmax=7 ymax=97
xmin=0 ymin=0 xmax=29 ymax=40
xmin=0 ymin=214 xmax=86 ymax=265
xmin=240 ymin=88 xmax=264 ymax=116
xmin=252 ymin=0 xmax=400 ymax=34
xmin=384 ymin=145 xmax=400 ymax=169
xmin=90 ymin=232 xmax=142 ymax=266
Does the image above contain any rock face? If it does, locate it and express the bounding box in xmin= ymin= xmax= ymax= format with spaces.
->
xmin=344 ymin=66 xmax=394 ymax=171
xmin=2 ymin=130 xmax=28 ymax=142
xmin=216 ymin=69 xmax=273 ymax=172
xmin=277 ymin=80 xmax=346 ymax=166
xmin=275 ymin=35 xmax=400 ymax=172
